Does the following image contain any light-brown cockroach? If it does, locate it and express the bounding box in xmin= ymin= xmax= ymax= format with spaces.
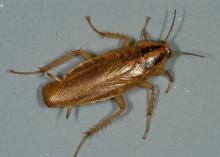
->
xmin=9 ymin=10 xmax=204 ymax=157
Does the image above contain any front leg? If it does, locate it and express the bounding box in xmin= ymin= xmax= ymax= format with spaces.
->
xmin=164 ymin=70 xmax=173 ymax=93
xmin=155 ymin=69 xmax=173 ymax=93
xmin=151 ymin=69 xmax=174 ymax=93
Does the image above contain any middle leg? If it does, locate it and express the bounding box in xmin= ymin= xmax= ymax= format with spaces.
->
xmin=139 ymin=81 xmax=156 ymax=139
xmin=85 ymin=16 xmax=134 ymax=47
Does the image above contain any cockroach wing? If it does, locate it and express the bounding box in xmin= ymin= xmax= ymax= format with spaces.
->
xmin=72 ymin=60 xmax=146 ymax=105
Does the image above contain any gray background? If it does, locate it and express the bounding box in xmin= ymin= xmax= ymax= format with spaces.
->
xmin=1 ymin=0 xmax=220 ymax=157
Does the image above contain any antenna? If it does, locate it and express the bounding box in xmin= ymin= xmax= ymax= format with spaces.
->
xmin=164 ymin=9 xmax=176 ymax=41
xmin=171 ymin=52 xmax=205 ymax=58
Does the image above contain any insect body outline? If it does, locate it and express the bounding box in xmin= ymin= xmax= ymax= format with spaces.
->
xmin=9 ymin=10 xmax=204 ymax=157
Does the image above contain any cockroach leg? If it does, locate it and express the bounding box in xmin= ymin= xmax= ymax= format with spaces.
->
xmin=164 ymin=70 xmax=173 ymax=93
xmin=64 ymin=50 xmax=95 ymax=78
xmin=47 ymin=73 xmax=62 ymax=82
xmin=39 ymin=49 xmax=94 ymax=73
xmin=66 ymin=105 xmax=73 ymax=119
xmin=139 ymin=82 xmax=155 ymax=140
xmin=77 ymin=49 xmax=95 ymax=60
xmin=73 ymin=95 xmax=127 ymax=157
xmin=142 ymin=16 xmax=151 ymax=41
xmin=153 ymin=69 xmax=173 ymax=93
xmin=9 ymin=49 xmax=94 ymax=75
xmin=85 ymin=16 xmax=134 ymax=47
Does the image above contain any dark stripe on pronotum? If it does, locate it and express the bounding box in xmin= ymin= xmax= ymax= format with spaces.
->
xmin=139 ymin=45 xmax=161 ymax=56
xmin=153 ymin=53 xmax=165 ymax=65
xmin=146 ymin=53 xmax=165 ymax=68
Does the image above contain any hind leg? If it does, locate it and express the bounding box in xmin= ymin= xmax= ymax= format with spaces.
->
xmin=9 ymin=49 xmax=94 ymax=75
xmin=73 ymin=95 xmax=127 ymax=157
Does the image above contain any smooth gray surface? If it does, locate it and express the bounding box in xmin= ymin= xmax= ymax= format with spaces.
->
xmin=1 ymin=0 xmax=220 ymax=157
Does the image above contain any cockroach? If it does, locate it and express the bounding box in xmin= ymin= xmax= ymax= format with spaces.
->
xmin=9 ymin=10 xmax=204 ymax=157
